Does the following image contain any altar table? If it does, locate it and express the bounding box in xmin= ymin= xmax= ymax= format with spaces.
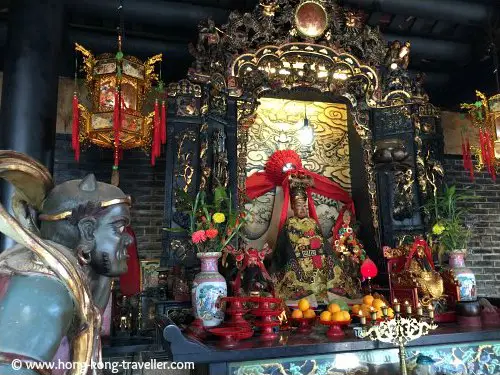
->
xmin=164 ymin=323 xmax=500 ymax=374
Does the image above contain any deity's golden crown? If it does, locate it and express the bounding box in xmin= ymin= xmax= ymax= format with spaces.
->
xmin=289 ymin=172 xmax=314 ymax=199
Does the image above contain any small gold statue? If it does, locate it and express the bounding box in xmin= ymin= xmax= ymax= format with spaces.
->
xmin=385 ymin=238 xmax=444 ymax=303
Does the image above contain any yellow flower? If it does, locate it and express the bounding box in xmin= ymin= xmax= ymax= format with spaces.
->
xmin=432 ymin=223 xmax=445 ymax=235
xmin=213 ymin=213 xmax=226 ymax=224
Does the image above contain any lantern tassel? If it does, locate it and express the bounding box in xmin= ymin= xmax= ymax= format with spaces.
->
xmin=111 ymin=166 xmax=120 ymax=186
xmin=111 ymin=147 xmax=120 ymax=186
xmin=161 ymin=100 xmax=167 ymax=145
xmin=72 ymin=93 xmax=80 ymax=162
xmin=486 ymin=129 xmax=496 ymax=181
xmin=152 ymin=100 xmax=160 ymax=166
xmin=113 ymin=91 xmax=121 ymax=149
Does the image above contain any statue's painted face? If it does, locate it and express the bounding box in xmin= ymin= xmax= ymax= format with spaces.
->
xmin=90 ymin=204 xmax=132 ymax=277
xmin=292 ymin=197 xmax=308 ymax=219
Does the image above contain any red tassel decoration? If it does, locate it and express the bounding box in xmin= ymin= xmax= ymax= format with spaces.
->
xmin=113 ymin=91 xmax=121 ymax=149
xmin=72 ymin=93 xmax=80 ymax=162
xmin=486 ymin=129 xmax=496 ymax=181
xmin=161 ymin=100 xmax=167 ymax=145
xmin=151 ymin=100 xmax=161 ymax=166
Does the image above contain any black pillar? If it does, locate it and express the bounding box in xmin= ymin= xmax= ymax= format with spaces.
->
xmin=0 ymin=0 xmax=64 ymax=252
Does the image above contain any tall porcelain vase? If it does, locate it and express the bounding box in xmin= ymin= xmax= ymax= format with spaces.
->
xmin=449 ymin=249 xmax=477 ymax=302
xmin=192 ymin=252 xmax=227 ymax=327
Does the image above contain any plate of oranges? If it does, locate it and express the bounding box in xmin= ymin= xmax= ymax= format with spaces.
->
xmin=318 ymin=302 xmax=351 ymax=337
xmin=351 ymin=294 xmax=394 ymax=321
xmin=290 ymin=298 xmax=317 ymax=333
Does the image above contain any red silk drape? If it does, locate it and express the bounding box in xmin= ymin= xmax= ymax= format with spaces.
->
xmin=245 ymin=150 xmax=355 ymax=235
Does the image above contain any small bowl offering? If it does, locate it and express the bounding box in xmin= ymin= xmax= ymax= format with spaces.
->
xmin=319 ymin=319 xmax=351 ymax=338
xmin=209 ymin=326 xmax=254 ymax=348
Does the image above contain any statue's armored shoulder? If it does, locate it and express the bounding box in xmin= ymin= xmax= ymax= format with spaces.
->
xmin=0 ymin=243 xmax=78 ymax=278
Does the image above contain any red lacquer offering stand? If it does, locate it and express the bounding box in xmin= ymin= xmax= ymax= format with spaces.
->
xmin=250 ymin=297 xmax=282 ymax=341
xmin=209 ymin=326 xmax=254 ymax=348
xmin=291 ymin=317 xmax=316 ymax=333
xmin=320 ymin=320 xmax=351 ymax=338
xmin=220 ymin=297 xmax=252 ymax=331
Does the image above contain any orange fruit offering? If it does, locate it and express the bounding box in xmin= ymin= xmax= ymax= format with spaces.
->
xmin=372 ymin=298 xmax=385 ymax=310
xmin=332 ymin=311 xmax=344 ymax=322
xmin=328 ymin=303 xmax=341 ymax=313
xmin=362 ymin=295 xmax=374 ymax=306
xmin=320 ymin=311 xmax=332 ymax=322
xmin=342 ymin=311 xmax=350 ymax=321
xmin=361 ymin=304 xmax=371 ymax=317
xmin=351 ymin=304 xmax=361 ymax=315
xmin=298 ymin=298 xmax=310 ymax=312
xmin=292 ymin=309 xmax=304 ymax=319
xmin=304 ymin=309 xmax=316 ymax=319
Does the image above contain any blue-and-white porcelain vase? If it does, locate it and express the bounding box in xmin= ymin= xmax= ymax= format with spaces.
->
xmin=449 ymin=249 xmax=477 ymax=302
xmin=192 ymin=252 xmax=227 ymax=327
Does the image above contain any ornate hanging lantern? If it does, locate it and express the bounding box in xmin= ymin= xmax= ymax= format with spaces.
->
xmin=460 ymin=91 xmax=498 ymax=181
xmin=72 ymin=37 xmax=165 ymax=186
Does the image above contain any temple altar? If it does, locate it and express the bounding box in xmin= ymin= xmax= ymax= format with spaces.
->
xmin=164 ymin=323 xmax=500 ymax=375
xmin=1 ymin=0 xmax=499 ymax=373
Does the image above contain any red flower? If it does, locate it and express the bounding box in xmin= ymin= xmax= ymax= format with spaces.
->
xmin=192 ymin=230 xmax=207 ymax=244
xmin=310 ymin=238 xmax=322 ymax=250
xmin=205 ymin=228 xmax=218 ymax=239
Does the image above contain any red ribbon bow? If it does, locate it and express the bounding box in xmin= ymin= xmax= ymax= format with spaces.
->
xmin=246 ymin=150 xmax=355 ymax=235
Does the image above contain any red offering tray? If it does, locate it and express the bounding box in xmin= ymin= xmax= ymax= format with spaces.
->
xmin=291 ymin=317 xmax=316 ymax=333
xmin=209 ymin=326 xmax=254 ymax=348
xmin=319 ymin=319 xmax=351 ymax=338
xmin=249 ymin=296 xmax=282 ymax=309
xmin=251 ymin=309 xmax=282 ymax=317
xmin=249 ymin=296 xmax=282 ymax=341
xmin=220 ymin=297 xmax=252 ymax=330
xmin=253 ymin=319 xmax=279 ymax=340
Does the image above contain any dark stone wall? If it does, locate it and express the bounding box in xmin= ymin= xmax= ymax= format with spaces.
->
xmin=53 ymin=134 xmax=166 ymax=259
xmin=443 ymin=155 xmax=500 ymax=297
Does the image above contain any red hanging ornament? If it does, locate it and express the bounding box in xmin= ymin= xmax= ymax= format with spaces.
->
xmin=360 ymin=258 xmax=378 ymax=279
xmin=72 ymin=93 xmax=80 ymax=162
xmin=113 ymin=91 xmax=121 ymax=149
xmin=485 ymin=129 xmax=496 ymax=181
xmin=151 ymin=100 xmax=161 ymax=166
xmin=161 ymin=100 xmax=167 ymax=145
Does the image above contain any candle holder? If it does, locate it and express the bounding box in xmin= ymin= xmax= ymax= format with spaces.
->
xmin=354 ymin=303 xmax=437 ymax=375
xmin=250 ymin=297 xmax=282 ymax=341
xmin=220 ymin=297 xmax=251 ymax=331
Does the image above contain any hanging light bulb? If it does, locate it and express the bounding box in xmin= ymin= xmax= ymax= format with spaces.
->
xmin=298 ymin=103 xmax=314 ymax=145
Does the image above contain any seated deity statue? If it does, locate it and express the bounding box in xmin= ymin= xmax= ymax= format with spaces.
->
xmin=226 ymin=241 xmax=274 ymax=297
xmin=0 ymin=151 xmax=132 ymax=375
xmin=384 ymin=238 xmax=444 ymax=303
xmin=268 ymin=173 xmax=361 ymax=303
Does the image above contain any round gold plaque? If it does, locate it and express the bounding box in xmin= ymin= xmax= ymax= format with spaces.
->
xmin=294 ymin=1 xmax=329 ymax=38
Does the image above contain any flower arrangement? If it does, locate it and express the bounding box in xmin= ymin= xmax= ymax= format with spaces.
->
xmin=424 ymin=185 xmax=472 ymax=259
xmin=171 ymin=187 xmax=247 ymax=253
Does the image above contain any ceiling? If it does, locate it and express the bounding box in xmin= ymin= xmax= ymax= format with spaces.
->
xmin=0 ymin=0 xmax=499 ymax=110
